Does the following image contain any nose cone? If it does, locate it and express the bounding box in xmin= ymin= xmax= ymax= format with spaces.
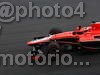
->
xmin=27 ymin=36 xmax=52 ymax=46
xmin=27 ymin=41 xmax=34 ymax=46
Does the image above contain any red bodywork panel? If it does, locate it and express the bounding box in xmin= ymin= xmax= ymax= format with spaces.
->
xmin=27 ymin=22 xmax=100 ymax=46
xmin=79 ymin=23 xmax=100 ymax=42
xmin=51 ymin=31 xmax=78 ymax=40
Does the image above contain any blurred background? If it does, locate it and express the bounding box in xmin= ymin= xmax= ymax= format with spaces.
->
xmin=0 ymin=0 xmax=100 ymax=75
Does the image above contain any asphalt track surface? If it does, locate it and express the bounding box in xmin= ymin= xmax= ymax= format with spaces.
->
xmin=0 ymin=0 xmax=100 ymax=75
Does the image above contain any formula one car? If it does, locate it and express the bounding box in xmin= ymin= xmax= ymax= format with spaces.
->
xmin=27 ymin=22 xmax=100 ymax=59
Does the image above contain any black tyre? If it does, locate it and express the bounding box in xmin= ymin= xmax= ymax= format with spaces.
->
xmin=60 ymin=44 xmax=73 ymax=53
xmin=40 ymin=41 xmax=60 ymax=55
xmin=49 ymin=28 xmax=62 ymax=35
xmin=41 ymin=41 xmax=61 ymax=61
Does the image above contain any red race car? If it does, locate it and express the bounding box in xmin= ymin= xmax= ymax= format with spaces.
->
xmin=27 ymin=22 xmax=100 ymax=58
